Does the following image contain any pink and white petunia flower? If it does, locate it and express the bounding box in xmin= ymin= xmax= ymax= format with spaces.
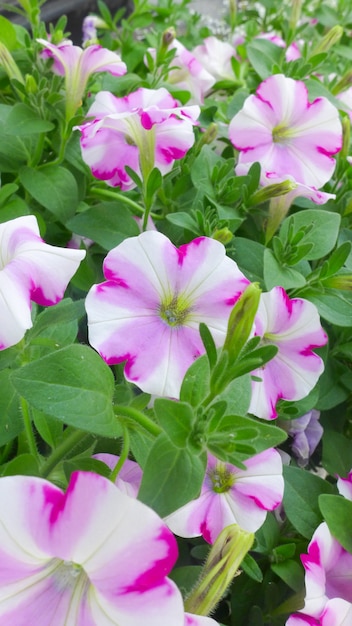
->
xmin=248 ymin=287 xmax=327 ymax=420
xmin=85 ymin=230 xmax=249 ymax=398
xmin=147 ymin=39 xmax=215 ymax=104
xmin=93 ymin=453 xmax=143 ymax=497
xmin=229 ymin=74 xmax=342 ymax=188
xmin=192 ymin=36 xmax=237 ymax=82
xmin=165 ymin=449 xmax=284 ymax=543
xmin=76 ymin=87 xmax=199 ymax=190
xmin=300 ymin=522 xmax=352 ymax=618
xmin=0 ymin=215 xmax=85 ymax=350
xmin=257 ymin=33 xmax=301 ymax=62
xmin=0 ymin=470 xmax=186 ymax=625
xmin=37 ymin=38 xmax=127 ymax=119
xmin=337 ymin=470 xmax=352 ymax=500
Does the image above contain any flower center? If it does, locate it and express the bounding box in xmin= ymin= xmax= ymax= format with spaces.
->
xmin=54 ymin=560 xmax=87 ymax=592
xmin=159 ymin=294 xmax=191 ymax=327
xmin=208 ymin=464 xmax=236 ymax=493
xmin=272 ymin=123 xmax=294 ymax=144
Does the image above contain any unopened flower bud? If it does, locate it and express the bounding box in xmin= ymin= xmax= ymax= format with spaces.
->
xmin=310 ymin=25 xmax=343 ymax=57
xmin=0 ymin=43 xmax=24 ymax=84
xmin=212 ymin=227 xmax=233 ymax=245
xmin=222 ymin=282 xmax=261 ymax=360
xmin=289 ymin=0 xmax=303 ymax=32
xmin=184 ymin=524 xmax=254 ymax=616
xmin=332 ymin=70 xmax=352 ymax=95
xmin=323 ymin=273 xmax=352 ymax=289
xmin=162 ymin=27 xmax=176 ymax=49
xmin=25 ymin=73 xmax=38 ymax=94
xmin=341 ymin=115 xmax=351 ymax=161
xmin=248 ymin=179 xmax=297 ymax=206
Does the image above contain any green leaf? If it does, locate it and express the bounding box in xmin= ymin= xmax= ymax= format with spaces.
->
xmin=301 ymin=289 xmax=352 ymax=326
xmin=322 ymin=430 xmax=352 ymax=476
xmin=31 ymin=408 xmax=63 ymax=449
xmin=280 ymin=210 xmax=341 ymax=260
xmin=271 ymin=560 xmax=304 ymax=592
xmin=283 ymin=465 xmax=334 ymax=538
xmin=10 ymin=345 xmax=119 ymax=437
xmin=19 ymin=166 xmax=79 ymax=222
xmin=246 ymin=39 xmax=283 ymax=79
xmin=67 ymin=202 xmax=139 ymax=249
xmin=166 ymin=212 xmax=200 ymax=234
xmin=0 ymin=369 xmax=24 ymax=445
xmin=180 ymin=355 xmax=210 ymax=408
xmin=264 ymin=249 xmax=306 ymax=290
xmin=0 ymin=453 xmax=40 ymax=477
xmin=215 ymin=374 xmax=252 ymax=416
xmin=207 ymin=414 xmax=287 ymax=466
xmin=241 ymin=554 xmax=263 ymax=583
xmin=199 ymin=323 xmax=217 ymax=370
xmin=28 ymin=299 xmax=85 ymax=341
xmin=233 ymin=238 xmax=265 ymax=283
xmin=138 ymin=433 xmax=206 ymax=516
xmin=0 ymin=16 xmax=18 ymax=49
xmin=6 ymin=103 xmax=54 ymax=135
xmin=153 ymin=399 xmax=194 ymax=448
xmin=319 ymin=494 xmax=352 ymax=553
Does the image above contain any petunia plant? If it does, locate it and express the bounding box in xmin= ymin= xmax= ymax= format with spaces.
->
xmin=0 ymin=0 xmax=352 ymax=624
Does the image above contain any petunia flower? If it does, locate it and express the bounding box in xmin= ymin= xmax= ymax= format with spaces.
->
xmin=337 ymin=470 xmax=352 ymax=500
xmin=249 ymin=287 xmax=327 ymax=420
xmin=0 ymin=470 xmax=186 ymax=625
xmin=165 ymin=449 xmax=284 ymax=543
xmin=185 ymin=614 xmax=219 ymax=626
xmin=147 ymin=38 xmax=215 ymax=104
xmin=37 ymin=39 xmax=127 ymax=119
xmin=93 ymin=453 xmax=143 ymax=497
xmin=229 ymin=74 xmax=342 ymax=188
xmin=85 ymin=230 xmax=249 ymax=398
xmin=257 ymin=33 xmax=301 ymax=62
xmin=192 ymin=36 xmax=237 ymax=82
xmin=76 ymin=87 xmax=199 ymax=190
xmin=287 ymin=410 xmax=323 ymax=467
xmin=0 ymin=215 xmax=85 ymax=350
xmin=300 ymin=522 xmax=352 ymax=618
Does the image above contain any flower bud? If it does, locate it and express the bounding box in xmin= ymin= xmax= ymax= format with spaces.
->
xmin=222 ymin=282 xmax=261 ymax=361
xmin=184 ymin=524 xmax=254 ymax=616
xmin=289 ymin=0 xmax=303 ymax=32
xmin=310 ymin=25 xmax=343 ymax=57
xmin=323 ymin=273 xmax=352 ymax=289
xmin=211 ymin=227 xmax=233 ymax=245
xmin=162 ymin=27 xmax=176 ymax=49
xmin=25 ymin=73 xmax=38 ymax=94
xmin=332 ymin=70 xmax=352 ymax=95
xmin=248 ymin=179 xmax=297 ymax=206
xmin=340 ymin=114 xmax=351 ymax=161
xmin=0 ymin=43 xmax=24 ymax=84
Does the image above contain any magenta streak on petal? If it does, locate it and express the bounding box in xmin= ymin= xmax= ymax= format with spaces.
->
xmin=248 ymin=493 xmax=281 ymax=510
xmin=140 ymin=112 xmax=154 ymax=130
xmin=200 ymin=520 xmax=212 ymax=544
xmin=160 ymin=146 xmax=186 ymax=161
xmin=176 ymin=237 xmax=206 ymax=266
xmin=101 ymin=269 xmax=130 ymax=286
xmin=31 ymin=285 xmax=60 ymax=307
xmin=255 ymin=91 xmax=275 ymax=111
xmin=102 ymin=351 xmax=133 ymax=367
xmin=122 ymin=527 xmax=178 ymax=593
xmin=42 ymin=484 xmax=66 ymax=526
xmin=317 ymin=145 xmax=341 ymax=157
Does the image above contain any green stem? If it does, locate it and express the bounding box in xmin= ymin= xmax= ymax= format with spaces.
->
xmin=20 ymin=397 xmax=38 ymax=459
xmin=110 ymin=424 xmax=130 ymax=483
xmin=113 ymin=405 xmax=161 ymax=437
xmin=40 ymin=429 xmax=90 ymax=478
xmin=90 ymin=187 xmax=146 ymax=215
